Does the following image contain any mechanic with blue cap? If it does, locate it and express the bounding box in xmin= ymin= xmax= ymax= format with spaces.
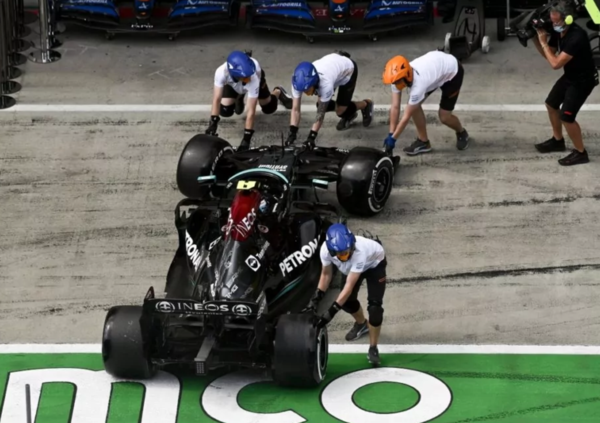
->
xmin=286 ymin=51 xmax=374 ymax=148
xmin=307 ymin=223 xmax=387 ymax=366
xmin=206 ymin=50 xmax=293 ymax=151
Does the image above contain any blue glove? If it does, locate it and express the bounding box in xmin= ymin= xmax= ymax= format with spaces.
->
xmin=384 ymin=133 xmax=396 ymax=149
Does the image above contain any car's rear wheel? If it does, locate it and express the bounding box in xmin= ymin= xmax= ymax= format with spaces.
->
xmin=336 ymin=147 xmax=395 ymax=216
xmin=176 ymin=134 xmax=233 ymax=200
xmin=272 ymin=313 xmax=328 ymax=388
xmin=102 ymin=305 xmax=156 ymax=379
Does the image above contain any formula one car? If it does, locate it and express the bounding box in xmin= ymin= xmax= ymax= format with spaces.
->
xmin=246 ymin=0 xmax=435 ymax=42
xmin=101 ymin=134 xmax=396 ymax=387
xmin=102 ymin=136 xmax=345 ymax=387
xmin=57 ymin=0 xmax=240 ymax=40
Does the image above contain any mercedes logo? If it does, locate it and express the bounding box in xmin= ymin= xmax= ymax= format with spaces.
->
xmin=233 ymin=304 xmax=252 ymax=316
xmin=156 ymin=301 xmax=174 ymax=312
xmin=205 ymin=303 xmax=219 ymax=312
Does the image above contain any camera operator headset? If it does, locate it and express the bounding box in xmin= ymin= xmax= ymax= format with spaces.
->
xmin=532 ymin=0 xmax=599 ymax=166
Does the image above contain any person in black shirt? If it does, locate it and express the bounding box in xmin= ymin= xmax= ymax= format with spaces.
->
xmin=532 ymin=1 xmax=599 ymax=166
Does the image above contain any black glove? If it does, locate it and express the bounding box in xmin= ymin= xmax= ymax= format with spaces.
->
xmin=303 ymin=130 xmax=318 ymax=149
xmin=205 ymin=115 xmax=220 ymax=136
xmin=302 ymin=289 xmax=325 ymax=313
xmin=238 ymin=129 xmax=254 ymax=151
xmin=285 ymin=125 xmax=298 ymax=146
xmin=316 ymin=301 xmax=341 ymax=328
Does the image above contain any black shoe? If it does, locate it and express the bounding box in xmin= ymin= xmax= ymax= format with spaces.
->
xmin=336 ymin=112 xmax=357 ymax=131
xmin=234 ymin=95 xmax=245 ymax=115
xmin=535 ymin=137 xmax=566 ymax=153
xmin=558 ymin=149 xmax=589 ymax=166
xmin=368 ymin=346 xmax=380 ymax=366
xmin=345 ymin=320 xmax=369 ymax=341
xmin=276 ymin=86 xmax=293 ymax=110
xmin=403 ymin=139 xmax=432 ymax=156
xmin=456 ymin=128 xmax=469 ymax=150
xmin=361 ymin=99 xmax=374 ymax=127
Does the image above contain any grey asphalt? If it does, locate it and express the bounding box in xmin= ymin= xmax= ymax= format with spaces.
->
xmin=1 ymin=16 xmax=600 ymax=346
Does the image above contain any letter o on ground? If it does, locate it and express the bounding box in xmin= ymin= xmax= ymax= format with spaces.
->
xmin=320 ymin=367 xmax=452 ymax=423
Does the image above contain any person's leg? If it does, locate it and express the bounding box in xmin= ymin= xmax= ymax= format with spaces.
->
xmin=220 ymin=85 xmax=242 ymax=117
xmin=536 ymin=75 xmax=568 ymax=153
xmin=411 ymin=104 xmax=429 ymax=142
xmin=340 ymin=276 xmax=369 ymax=341
xmin=439 ymin=64 xmax=468 ymax=150
xmin=364 ymin=259 xmax=387 ymax=366
xmin=335 ymin=60 xmax=374 ymax=130
xmin=257 ymin=70 xmax=293 ymax=110
xmin=557 ymin=81 xmax=595 ymax=166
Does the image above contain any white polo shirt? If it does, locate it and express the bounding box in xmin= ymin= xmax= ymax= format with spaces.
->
xmin=291 ymin=53 xmax=355 ymax=103
xmin=320 ymin=236 xmax=385 ymax=275
xmin=391 ymin=50 xmax=459 ymax=105
xmin=214 ymin=57 xmax=262 ymax=98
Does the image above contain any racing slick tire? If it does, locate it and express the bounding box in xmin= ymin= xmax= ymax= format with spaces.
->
xmin=102 ymin=305 xmax=156 ymax=379
xmin=176 ymin=134 xmax=234 ymax=200
xmin=272 ymin=313 xmax=328 ymax=388
xmin=336 ymin=148 xmax=394 ymax=217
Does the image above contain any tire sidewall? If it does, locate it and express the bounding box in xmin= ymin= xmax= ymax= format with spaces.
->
xmin=367 ymin=156 xmax=394 ymax=214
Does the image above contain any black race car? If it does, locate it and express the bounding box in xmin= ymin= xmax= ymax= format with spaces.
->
xmin=101 ymin=134 xmax=396 ymax=387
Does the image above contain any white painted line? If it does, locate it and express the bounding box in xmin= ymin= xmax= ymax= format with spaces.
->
xmin=1 ymin=344 xmax=600 ymax=355
xmin=3 ymin=104 xmax=600 ymax=113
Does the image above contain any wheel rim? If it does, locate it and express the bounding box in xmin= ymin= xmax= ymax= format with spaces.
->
xmin=373 ymin=167 xmax=392 ymax=204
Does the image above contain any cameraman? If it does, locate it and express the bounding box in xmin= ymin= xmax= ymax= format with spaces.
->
xmin=532 ymin=1 xmax=598 ymax=166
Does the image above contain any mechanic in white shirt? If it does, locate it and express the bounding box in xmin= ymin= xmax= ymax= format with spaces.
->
xmin=206 ymin=50 xmax=293 ymax=151
xmin=307 ymin=223 xmax=387 ymax=366
xmin=286 ymin=51 xmax=374 ymax=148
xmin=382 ymin=50 xmax=469 ymax=156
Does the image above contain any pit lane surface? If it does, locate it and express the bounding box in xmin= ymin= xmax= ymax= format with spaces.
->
xmin=1 ymin=19 xmax=599 ymax=345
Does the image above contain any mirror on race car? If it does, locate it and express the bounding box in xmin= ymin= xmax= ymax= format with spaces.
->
xmin=311 ymin=179 xmax=330 ymax=190
xmin=196 ymin=175 xmax=217 ymax=185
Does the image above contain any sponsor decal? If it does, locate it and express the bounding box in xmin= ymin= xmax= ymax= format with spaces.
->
xmin=0 ymin=364 xmax=452 ymax=423
xmin=151 ymin=299 xmax=256 ymax=316
xmin=208 ymin=236 xmax=221 ymax=250
xmin=185 ymin=231 xmax=203 ymax=272
xmin=186 ymin=0 xmax=228 ymax=5
xmin=245 ymin=240 xmax=269 ymax=272
xmin=368 ymin=169 xmax=377 ymax=195
xmin=258 ymin=1 xmax=303 ymax=7
xmin=258 ymin=224 xmax=269 ymax=233
xmin=131 ymin=23 xmax=154 ymax=29
xmin=245 ymin=255 xmax=261 ymax=272
xmin=211 ymin=146 xmax=232 ymax=175
xmin=279 ymin=237 xmax=319 ymax=276
xmin=228 ymin=208 xmax=257 ymax=238
xmin=258 ymin=164 xmax=288 ymax=172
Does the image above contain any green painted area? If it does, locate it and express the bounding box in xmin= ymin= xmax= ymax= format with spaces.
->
xmin=0 ymin=352 xmax=599 ymax=422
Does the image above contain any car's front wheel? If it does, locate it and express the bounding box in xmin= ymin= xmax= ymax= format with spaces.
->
xmin=336 ymin=147 xmax=395 ymax=216
xmin=272 ymin=313 xmax=328 ymax=388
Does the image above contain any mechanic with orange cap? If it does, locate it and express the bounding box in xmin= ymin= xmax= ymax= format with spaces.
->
xmin=382 ymin=51 xmax=469 ymax=156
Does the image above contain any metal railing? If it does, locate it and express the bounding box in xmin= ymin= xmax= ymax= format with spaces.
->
xmin=1 ymin=0 xmax=63 ymax=109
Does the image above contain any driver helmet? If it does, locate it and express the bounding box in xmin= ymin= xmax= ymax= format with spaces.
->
xmin=382 ymin=55 xmax=413 ymax=91
xmin=326 ymin=223 xmax=356 ymax=262
xmin=292 ymin=61 xmax=319 ymax=95
xmin=226 ymin=51 xmax=256 ymax=83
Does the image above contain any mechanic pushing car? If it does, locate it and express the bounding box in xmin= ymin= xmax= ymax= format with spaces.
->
xmin=531 ymin=1 xmax=598 ymax=166
xmin=286 ymin=51 xmax=374 ymax=148
xmin=382 ymin=50 xmax=469 ymax=156
xmin=307 ymin=223 xmax=387 ymax=366
xmin=205 ymin=50 xmax=293 ymax=151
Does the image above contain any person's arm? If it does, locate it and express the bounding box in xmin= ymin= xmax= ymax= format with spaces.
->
xmin=290 ymin=87 xmax=302 ymax=127
xmin=389 ymin=89 xmax=402 ymax=134
xmin=311 ymin=98 xmax=329 ymax=133
xmin=391 ymin=102 xmax=421 ymax=139
xmin=317 ymin=264 xmax=333 ymax=291
xmin=211 ymin=86 xmax=223 ymax=116
xmin=537 ymin=29 xmax=571 ymax=69
xmin=335 ymin=271 xmax=361 ymax=306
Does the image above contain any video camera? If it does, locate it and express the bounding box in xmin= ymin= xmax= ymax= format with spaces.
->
xmin=516 ymin=0 xmax=587 ymax=47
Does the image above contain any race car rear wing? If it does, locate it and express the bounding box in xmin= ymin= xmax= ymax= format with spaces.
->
xmin=144 ymin=296 xmax=260 ymax=317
